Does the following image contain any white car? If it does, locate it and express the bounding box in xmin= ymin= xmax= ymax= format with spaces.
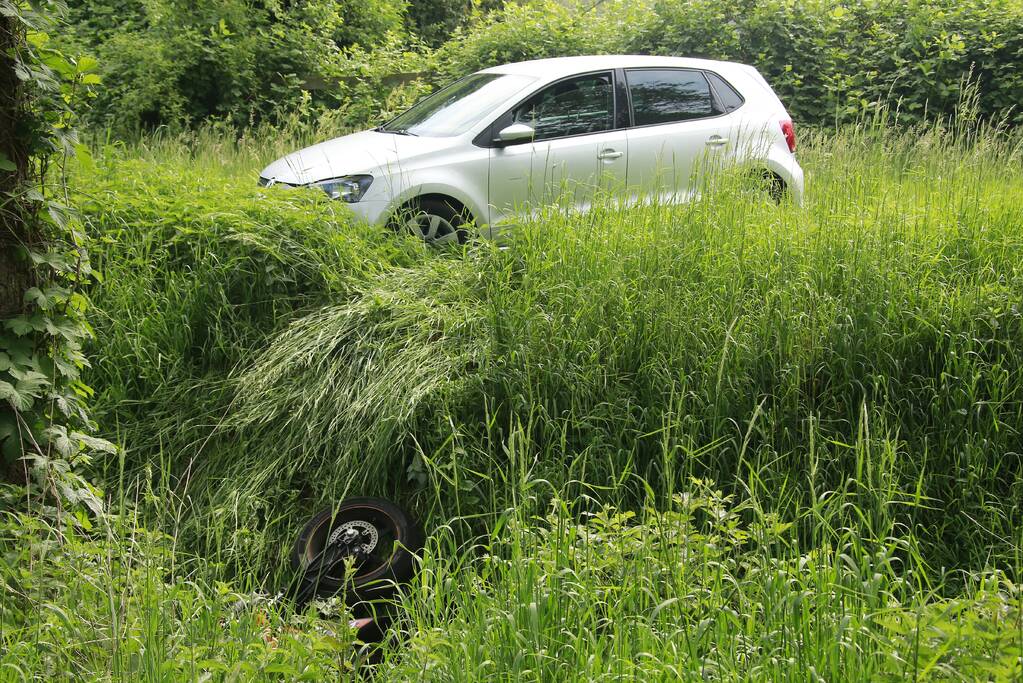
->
xmin=260 ymin=55 xmax=804 ymax=243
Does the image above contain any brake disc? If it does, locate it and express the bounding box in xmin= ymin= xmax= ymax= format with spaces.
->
xmin=329 ymin=520 xmax=379 ymax=554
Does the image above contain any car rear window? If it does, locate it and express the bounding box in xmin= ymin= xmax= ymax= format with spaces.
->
xmin=705 ymin=71 xmax=745 ymax=113
xmin=625 ymin=69 xmax=716 ymax=126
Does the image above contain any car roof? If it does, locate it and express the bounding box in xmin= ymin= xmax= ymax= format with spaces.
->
xmin=479 ymin=55 xmax=747 ymax=80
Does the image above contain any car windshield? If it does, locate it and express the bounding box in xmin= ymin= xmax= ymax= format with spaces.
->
xmin=379 ymin=73 xmax=536 ymax=137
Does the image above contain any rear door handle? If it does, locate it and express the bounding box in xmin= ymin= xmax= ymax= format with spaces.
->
xmin=706 ymin=136 xmax=729 ymax=147
xmin=598 ymin=149 xmax=623 ymax=160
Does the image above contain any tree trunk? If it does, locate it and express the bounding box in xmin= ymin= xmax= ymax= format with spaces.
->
xmin=0 ymin=12 xmax=36 ymax=319
xmin=1 ymin=11 xmax=36 ymax=485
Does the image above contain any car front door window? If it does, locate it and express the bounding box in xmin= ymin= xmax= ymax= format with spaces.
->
xmin=513 ymin=73 xmax=615 ymax=140
xmin=487 ymin=71 xmax=627 ymax=226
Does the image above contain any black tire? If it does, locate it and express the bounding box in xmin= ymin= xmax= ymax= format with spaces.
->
xmin=289 ymin=497 xmax=424 ymax=604
xmin=393 ymin=198 xmax=470 ymax=244
xmin=750 ymin=170 xmax=786 ymax=203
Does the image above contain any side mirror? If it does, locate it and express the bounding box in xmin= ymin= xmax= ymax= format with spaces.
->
xmin=496 ymin=122 xmax=535 ymax=145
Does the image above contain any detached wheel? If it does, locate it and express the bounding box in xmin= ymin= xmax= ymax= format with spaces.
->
xmin=396 ymin=198 xmax=469 ymax=245
xmin=290 ymin=497 xmax=423 ymax=604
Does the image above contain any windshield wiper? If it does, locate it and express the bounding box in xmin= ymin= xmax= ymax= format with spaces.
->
xmin=376 ymin=126 xmax=417 ymax=136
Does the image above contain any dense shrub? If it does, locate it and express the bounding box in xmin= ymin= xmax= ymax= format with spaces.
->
xmin=4 ymin=480 xmax=1019 ymax=680
xmin=62 ymin=0 xmax=411 ymax=135
xmin=436 ymin=0 xmax=1023 ymax=126
xmin=57 ymin=0 xmax=1023 ymax=134
xmin=405 ymin=0 xmax=487 ymax=47
xmin=432 ymin=0 xmax=635 ymax=81
xmin=387 ymin=488 xmax=1022 ymax=680
xmin=322 ymin=35 xmax=437 ymax=131
xmin=628 ymin=0 xmax=1023 ymax=125
xmin=0 ymin=510 xmax=360 ymax=679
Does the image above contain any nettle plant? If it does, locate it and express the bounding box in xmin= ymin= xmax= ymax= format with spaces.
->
xmin=1 ymin=0 xmax=110 ymax=521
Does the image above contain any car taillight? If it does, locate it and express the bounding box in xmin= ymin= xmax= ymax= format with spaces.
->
xmin=780 ymin=119 xmax=796 ymax=153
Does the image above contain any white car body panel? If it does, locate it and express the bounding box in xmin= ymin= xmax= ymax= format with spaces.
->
xmin=487 ymin=128 xmax=629 ymax=224
xmin=259 ymin=55 xmax=805 ymax=231
xmin=624 ymin=115 xmax=732 ymax=205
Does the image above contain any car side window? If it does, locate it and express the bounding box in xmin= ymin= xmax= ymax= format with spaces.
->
xmin=705 ymin=71 xmax=745 ymax=113
xmin=512 ymin=72 xmax=614 ymax=141
xmin=625 ymin=69 xmax=717 ymax=126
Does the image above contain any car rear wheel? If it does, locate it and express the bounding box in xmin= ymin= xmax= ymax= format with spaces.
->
xmin=750 ymin=170 xmax=786 ymax=203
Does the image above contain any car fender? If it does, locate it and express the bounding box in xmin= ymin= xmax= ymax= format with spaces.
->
xmin=383 ymin=176 xmax=489 ymax=225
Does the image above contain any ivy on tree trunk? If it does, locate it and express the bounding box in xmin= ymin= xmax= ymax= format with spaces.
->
xmin=0 ymin=1 xmax=111 ymax=516
xmin=1 ymin=11 xmax=38 ymax=322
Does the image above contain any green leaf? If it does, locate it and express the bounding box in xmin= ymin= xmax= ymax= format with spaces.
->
xmin=76 ymin=55 xmax=98 ymax=73
xmin=13 ymin=369 xmax=48 ymax=397
xmin=27 ymin=31 xmax=50 ymax=49
xmin=53 ymin=352 xmax=80 ymax=378
xmin=73 ymin=143 xmax=94 ymax=171
xmin=4 ymin=316 xmax=35 ymax=336
xmin=44 ymin=317 xmax=81 ymax=341
xmin=70 ymin=432 xmax=118 ymax=455
xmin=0 ymin=152 xmax=15 ymax=173
xmin=78 ymin=484 xmax=105 ymax=516
xmin=44 ymin=425 xmax=72 ymax=457
xmin=0 ymin=380 xmax=33 ymax=411
xmin=24 ymin=287 xmax=48 ymax=309
xmin=74 ymin=508 xmax=93 ymax=531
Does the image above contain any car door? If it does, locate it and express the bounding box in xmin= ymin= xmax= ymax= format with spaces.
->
xmin=486 ymin=71 xmax=628 ymax=226
xmin=623 ymin=68 xmax=732 ymax=205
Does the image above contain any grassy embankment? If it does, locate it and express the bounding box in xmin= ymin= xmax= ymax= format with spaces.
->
xmin=2 ymin=120 xmax=1022 ymax=680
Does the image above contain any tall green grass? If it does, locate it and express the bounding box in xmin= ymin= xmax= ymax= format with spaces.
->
xmin=5 ymin=119 xmax=1017 ymax=680
xmin=114 ymin=120 xmax=1019 ymax=576
xmin=82 ymin=121 xmax=1023 ymax=569
xmin=381 ymin=476 xmax=1021 ymax=680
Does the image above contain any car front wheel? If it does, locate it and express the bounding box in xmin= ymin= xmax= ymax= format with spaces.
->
xmin=396 ymin=198 xmax=469 ymax=244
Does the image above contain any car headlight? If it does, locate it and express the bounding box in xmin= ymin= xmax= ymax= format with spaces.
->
xmin=313 ymin=175 xmax=373 ymax=203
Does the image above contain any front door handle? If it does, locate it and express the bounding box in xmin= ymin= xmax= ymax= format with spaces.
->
xmin=598 ymin=149 xmax=623 ymax=160
xmin=705 ymin=136 xmax=729 ymax=147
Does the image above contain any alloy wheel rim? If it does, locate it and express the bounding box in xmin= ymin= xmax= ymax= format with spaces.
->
xmin=406 ymin=212 xmax=459 ymax=243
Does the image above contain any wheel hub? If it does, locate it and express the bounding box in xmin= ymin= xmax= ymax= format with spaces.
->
xmin=329 ymin=520 xmax=378 ymax=555
xmin=406 ymin=213 xmax=459 ymax=243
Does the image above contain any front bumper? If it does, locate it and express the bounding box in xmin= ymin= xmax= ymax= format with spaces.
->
xmin=258 ymin=177 xmax=392 ymax=225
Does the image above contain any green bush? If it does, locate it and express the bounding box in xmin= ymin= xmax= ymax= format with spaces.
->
xmin=385 ymin=485 xmax=1022 ymax=680
xmin=435 ymin=0 xmax=1023 ymax=126
xmin=62 ymin=0 xmax=410 ymax=135
xmin=434 ymin=0 xmax=651 ymax=81
xmin=57 ymin=0 xmax=1023 ymax=134
xmin=4 ymin=479 xmax=1019 ymax=680
xmin=321 ymin=35 xmax=438 ymax=131
xmin=405 ymin=0 xmax=480 ymax=47
xmin=628 ymin=0 xmax=1023 ymax=125
xmin=0 ymin=509 xmax=360 ymax=679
